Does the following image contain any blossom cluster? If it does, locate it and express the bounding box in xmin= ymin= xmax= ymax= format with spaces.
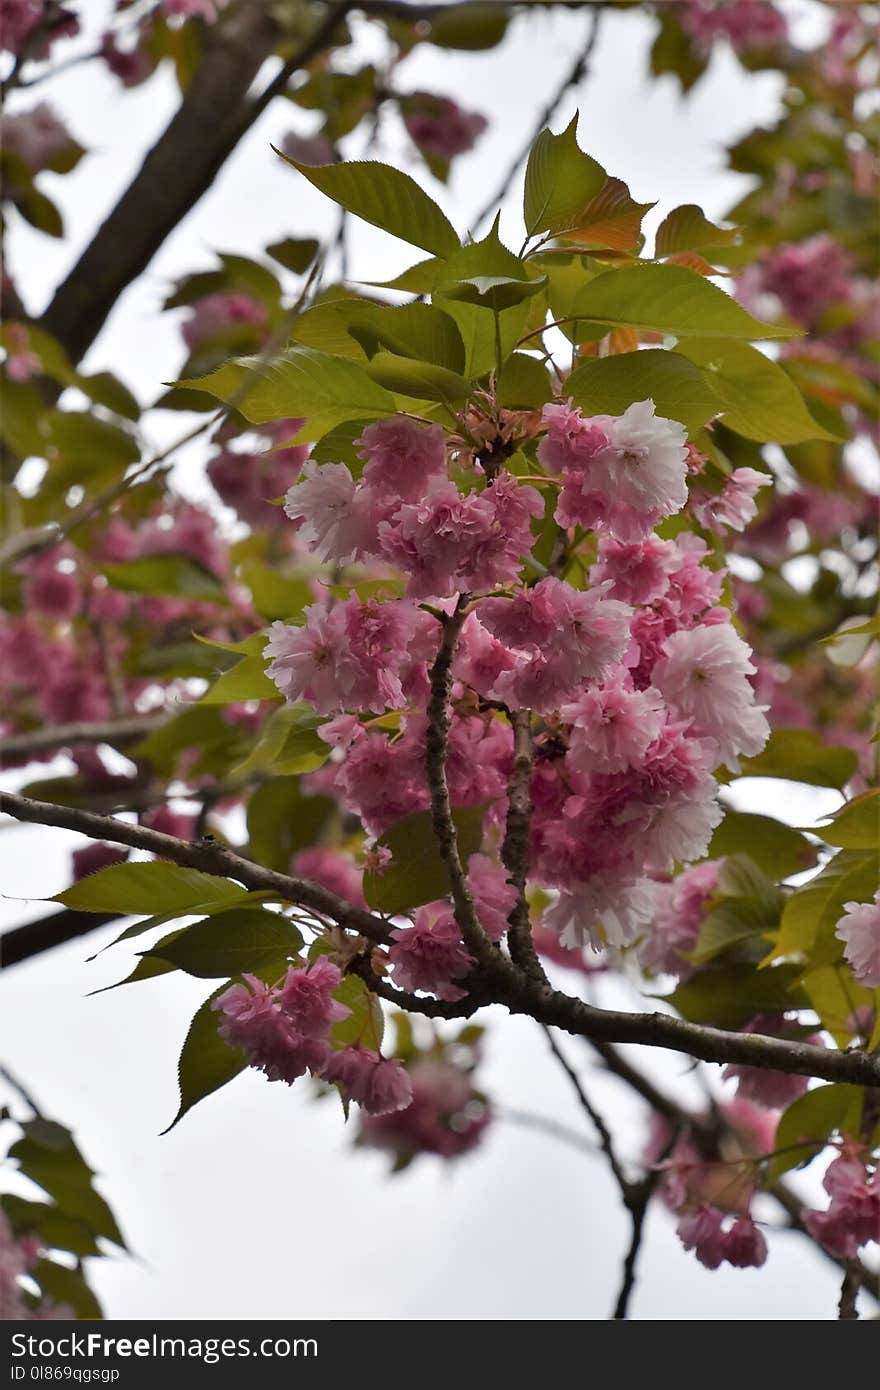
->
xmin=212 ymin=957 xmax=412 ymax=1116
xmin=675 ymin=0 xmax=788 ymax=55
xmin=265 ymin=401 xmax=769 ymax=965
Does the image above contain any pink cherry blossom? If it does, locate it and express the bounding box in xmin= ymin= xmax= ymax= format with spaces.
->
xmin=722 ymin=1014 xmax=821 ymax=1111
xmin=652 ymin=620 xmax=770 ymax=770
xmin=292 ymin=848 xmax=366 ymax=910
xmin=359 ymin=1059 xmax=489 ymax=1161
xmin=590 ymin=536 xmax=675 ymax=606
xmin=555 ymin=400 xmax=689 ymax=541
xmin=676 ymin=1206 xmax=727 ymax=1269
xmin=266 ymin=596 xmax=435 ymax=715
xmin=212 ymin=975 xmax=330 ymax=1085
xmin=276 ymin=958 xmax=351 ymax=1038
xmin=562 ymin=674 xmax=666 ymax=775
xmin=389 ymin=904 xmax=473 ymax=1001
xmin=803 ymin=1152 xmax=880 ymax=1259
xmin=639 ymin=859 xmax=722 ymax=977
xmin=282 ymin=460 xmax=379 ymax=563
xmin=537 ymin=401 xmax=608 ymax=475
xmin=181 ymin=292 xmax=266 ymax=350
xmin=356 ymin=417 xmax=448 ymax=500
xmin=693 ymin=468 xmax=771 ymax=534
xmin=323 ymin=1048 xmax=413 ymax=1115
xmin=402 ymin=93 xmax=488 ymax=161
xmin=679 ymin=0 xmax=788 ymax=55
xmin=721 ymin=1216 xmax=768 ymax=1268
xmin=835 ymin=891 xmax=880 ymax=988
xmin=544 ymin=877 xmax=657 ymax=952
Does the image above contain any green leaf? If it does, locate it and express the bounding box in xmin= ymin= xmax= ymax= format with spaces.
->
xmin=428 ymin=2 xmax=508 ymax=49
xmin=240 ymin=561 xmax=312 ymax=622
xmin=345 ymin=301 xmax=465 ymax=372
xmin=565 ymin=350 xmax=719 ymax=434
xmin=102 ymin=553 xmax=226 ymax=602
xmin=1 ymin=1196 xmax=102 ymax=1258
xmin=736 ymin=729 xmax=857 ymax=789
xmin=768 ymin=849 xmax=880 ymax=965
xmin=31 ymin=1258 xmax=103 ymax=1320
xmin=180 ymin=347 xmax=397 ymax=441
xmin=229 ymin=703 xmax=327 ymax=778
xmin=655 ymin=205 xmax=741 ymax=258
xmin=364 ymin=804 xmax=487 ymax=914
xmin=570 ymin=263 xmax=797 ymax=340
xmin=708 ymin=811 xmax=818 ymax=879
xmin=689 ymin=897 xmax=778 ymax=966
xmin=53 ymin=861 xmax=246 ymax=915
xmin=277 ymin=155 xmax=459 ymax=257
xmin=143 ymin=908 xmax=302 ymax=978
xmin=330 ymin=974 xmax=384 ymax=1050
xmin=560 ymin=177 xmax=654 ymax=253
xmin=678 ymin=340 xmax=840 ymax=443
xmin=10 ymin=1120 xmax=124 ymax=1248
xmin=247 ymin=780 xmax=335 ymax=873
xmin=523 ymin=118 xmax=606 ymax=236
xmin=496 ymin=353 xmax=554 ymax=409
xmin=163 ymin=986 xmax=248 ymax=1132
xmin=200 ymin=649 xmax=280 ymax=703
xmin=366 ymin=351 xmax=470 ymax=403
xmin=768 ymin=1084 xmax=863 ymax=1181
xmin=814 ymin=790 xmax=880 ymax=850
xmin=667 ymin=962 xmax=808 ymax=1029
xmin=440 ymin=273 xmax=547 ymax=313
xmin=266 ymin=236 xmax=320 ymax=273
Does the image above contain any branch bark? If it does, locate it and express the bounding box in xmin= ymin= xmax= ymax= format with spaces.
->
xmin=501 ymin=708 xmax=546 ymax=982
xmin=3 ymin=791 xmax=880 ymax=1090
xmin=0 ymin=715 xmax=164 ymax=760
xmin=0 ymin=790 xmax=392 ymax=947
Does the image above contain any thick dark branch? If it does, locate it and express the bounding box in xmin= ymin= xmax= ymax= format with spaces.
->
xmin=505 ymin=981 xmax=880 ymax=1089
xmin=1 ymin=909 xmax=119 ymax=968
xmin=0 ymin=715 xmax=163 ymax=759
xmin=4 ymin=793 xmax=880 ymax=1089
xmin=0 ymin=790 xmax=392 ymax=946
xmin=425 ymin=601 xmax=507 ymax=976
xmin=35 ymin=2 xmax=344 ymax=369
xmin=501 ymin=709 xmax=545 ymax=982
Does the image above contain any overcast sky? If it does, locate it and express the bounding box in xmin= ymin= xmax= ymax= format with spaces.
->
xmin=2 ymin=0 xmax=858 ymax=1321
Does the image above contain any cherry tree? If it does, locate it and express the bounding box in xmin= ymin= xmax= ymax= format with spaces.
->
xmin=1 ymin=0 xmax=877 ymax=1321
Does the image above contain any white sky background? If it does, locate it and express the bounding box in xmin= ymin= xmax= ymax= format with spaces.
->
xmin=1 ymin=0 xmax=860 ymax=1321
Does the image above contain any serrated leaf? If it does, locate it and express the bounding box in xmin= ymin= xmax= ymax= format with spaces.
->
xmin=523 ymin=118 xmax=606 ymax=236
xmin=143 ymin=908 xmax=301 ymax=978
xmin=497 ymin=353 xmax=553 ymax=409
xmin=180 ymin=347 xmax=397 ymax=441
xmin=102 ymin=553 xmax=226 ymax=601
xmin=199 ymin=650 xmax=280 ymax=703
xmin=163 ymin=985 xmax=248 ymax=1132
xmin=768 ymin=1084 xmax=863 ymax=1181
xmin=655 ymin=205 xmax=741 ymax=258
xmin=562 ymin=177 xmax=654 ymax=253
xmin=10 ymin=1121 xmax=124 ymax=1248
xmin=814 ymin=790 xmax=880 ymax=850
xmin=53 ymin=862 xmax=245 ymax=915
xmin=364 ymin=804 xmax=487 ymax=914
xmin=277 ymin=155 xmax=459 ymax=257
xmin=570 ymin=263 xmax=797 ymax=340
xmin=565 ymin=349 xmax=718 ymax=434
xmin=667 ymin=962 xmax=808 ymax=1029
xmin=366 ymin=351 xmax=470 ymax=403
xmin=768 ymin=849 xmax=880 ymax=965
xmin=679 ymin=340 xmax=841 ymax=443
xmin=736 ymin=729 xmax=857 ymax=788
xmin=708 ymin=811 xmax=818 ymax=879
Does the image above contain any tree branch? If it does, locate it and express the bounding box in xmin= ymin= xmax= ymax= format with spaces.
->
xmin=501 ymin=708 xmax=546 ymax=982
xmin=0 ymin=790 xmax=392 ymax=947
xmin=424 ymin=600 xmax=507 ymax=976
xmin=0 ymin=715 xmax=164 ymax=760
xmin=3 ymin=792 xmax=880 ymax=1089
xmin=470 ymin=4 xmax=605 ymax=234
xmin=33 ymin=2 xmax=345 ymax=374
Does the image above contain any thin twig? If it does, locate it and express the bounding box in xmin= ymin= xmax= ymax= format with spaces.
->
xmin=0 ymin=1064 xmax=44 ymax=1118
xmin=470 ymin=6 xmax=605 ymax=235
xmin=501 ymin=708 xmax=545 ymax=982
